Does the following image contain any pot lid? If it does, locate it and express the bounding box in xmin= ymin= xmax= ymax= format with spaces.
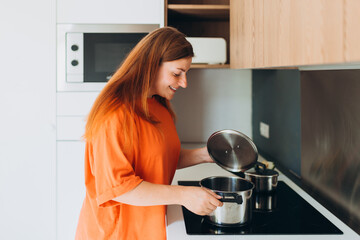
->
xmin=207 ymin=129 xmax=258 ymax=173
xmin=245 ymin=168 xmax=279 ymax=177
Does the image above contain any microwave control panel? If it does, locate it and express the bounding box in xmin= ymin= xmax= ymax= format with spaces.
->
xmin=66 ymin=33 xmax=84 ymax=83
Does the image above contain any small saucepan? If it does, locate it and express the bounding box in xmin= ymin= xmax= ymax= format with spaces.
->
xmin=244 ymin=163 xmax=279 ymax=193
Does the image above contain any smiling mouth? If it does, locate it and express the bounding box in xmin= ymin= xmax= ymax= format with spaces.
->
xmin=169 ymin=86 xmax=177 ymax=91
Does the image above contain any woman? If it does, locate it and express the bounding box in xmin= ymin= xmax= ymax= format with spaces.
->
xmin=75 ymin=27 xmax=222 ymax=240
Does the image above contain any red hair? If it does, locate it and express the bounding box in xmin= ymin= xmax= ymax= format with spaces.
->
xmin=84 ymin=27 xmax=193 ymax=145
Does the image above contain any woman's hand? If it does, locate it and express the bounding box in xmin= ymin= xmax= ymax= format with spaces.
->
xmin=180 ymin=186 xmax=223 ymax=216
xmin=201 ymin=146 xmax=215 ymax=163
xmin=177 ymin=147 xmax=215 ymax=169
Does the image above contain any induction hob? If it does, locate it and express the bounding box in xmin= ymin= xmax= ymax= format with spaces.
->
xmin=178 ymin=180 xmax=343 ymax=235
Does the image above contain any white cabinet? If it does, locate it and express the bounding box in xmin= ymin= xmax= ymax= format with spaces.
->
xmin=57 ymin=141 xmax=86 ymax=240
xmin=57 ymin=92 xmax=99 ymax=140
xmin=57 ymin=92 xmax=99 ymax=116
xmin=57 ymin=0 xmax=164 ymax=25
xmin=56 ymin=92 xmax=95 ymax=238
xmin=57 ymin=116 xmax=87 ymax=140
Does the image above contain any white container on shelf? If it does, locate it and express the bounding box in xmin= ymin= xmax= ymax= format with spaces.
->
xmin=186 ymin=37 xmax=227 ymax=65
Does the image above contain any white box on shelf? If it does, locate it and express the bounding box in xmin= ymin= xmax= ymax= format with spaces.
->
xmin=186 ymin=37 xmax=227 ymax=65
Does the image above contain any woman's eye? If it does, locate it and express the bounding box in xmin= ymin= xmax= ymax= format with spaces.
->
xmin=173 ymin=72 xmax=181 ymax=77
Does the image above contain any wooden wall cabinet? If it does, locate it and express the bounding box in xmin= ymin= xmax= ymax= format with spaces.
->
xmin=230 ymin=0 xmax=360 ymax=69
xmin=165 ymin=0 xmax=230 ymax=68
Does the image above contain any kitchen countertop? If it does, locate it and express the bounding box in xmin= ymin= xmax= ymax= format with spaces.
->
xmin=166 ymin=156 xmax=360 ymax=240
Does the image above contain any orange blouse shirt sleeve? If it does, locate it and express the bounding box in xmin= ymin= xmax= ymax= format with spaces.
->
xmin=88 ymin=112 xmax=143 ymax=208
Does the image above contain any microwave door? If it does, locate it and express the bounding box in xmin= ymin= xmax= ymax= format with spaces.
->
xmin=84 ymin=33 xmax=147 ymax=83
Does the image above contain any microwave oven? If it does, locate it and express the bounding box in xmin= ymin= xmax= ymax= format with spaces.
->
xmin=57 ymin=24 xmax=159 ymax=92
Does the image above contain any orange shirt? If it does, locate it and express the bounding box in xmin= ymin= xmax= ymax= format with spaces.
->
xmin=76 ymin=98 xmax=180 ymax=240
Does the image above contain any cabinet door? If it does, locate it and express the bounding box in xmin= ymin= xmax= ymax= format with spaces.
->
xmin=230 ymin=0 xmax=264 ymax=68
xmin=57 ymin=92 xmax=99 ymax=116
xmin=57 ymin=0 xmax=163 ymax=25
xmin=344 ymin=0 xmax=360 ymax=62
xmin=57 ymin=92 xmax=98 ymax=140
xmin=57 ymin=116 xmax=86 ymax=140
xmin=57 ymin=141 xmax=86 ymax=240
xmin=230 ymin=0 xmax=360 ymax=68
xmin=263 ymin=0 xmax=343 ymax=67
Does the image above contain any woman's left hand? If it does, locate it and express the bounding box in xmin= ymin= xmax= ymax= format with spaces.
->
xmin=177 ymin=146 xmax=214 ymax=169
xmin=199 ymin=146 xmax=214 ymax=163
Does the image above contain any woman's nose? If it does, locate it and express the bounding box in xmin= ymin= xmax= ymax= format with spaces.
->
xmin=178 ymin=75 xmax=187 ymax=88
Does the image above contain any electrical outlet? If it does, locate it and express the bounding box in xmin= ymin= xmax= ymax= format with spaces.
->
xmin=260 ymin=122 xmax=270 ymax=139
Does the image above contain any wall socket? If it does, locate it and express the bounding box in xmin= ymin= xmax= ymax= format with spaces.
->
xmin=260 ymin=122 xmax=270 ymax=139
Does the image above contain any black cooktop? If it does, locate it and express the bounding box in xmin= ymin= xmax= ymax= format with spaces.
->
xmin=178 ymin=181 xmax=343 ymax=235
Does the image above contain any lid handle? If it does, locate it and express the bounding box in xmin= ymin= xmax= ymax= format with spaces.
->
xmin=255 ymin=162 xmax=267 ymax=174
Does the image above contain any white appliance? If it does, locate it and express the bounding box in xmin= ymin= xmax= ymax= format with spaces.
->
xmin=186 ymin=37 xmax=227 ymax=65
xmin=57 ymin=24 xmax=159 ymax=92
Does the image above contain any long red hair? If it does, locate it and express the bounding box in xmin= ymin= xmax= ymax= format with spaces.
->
xmin=84 ymin=27 xmax=194 ymax=144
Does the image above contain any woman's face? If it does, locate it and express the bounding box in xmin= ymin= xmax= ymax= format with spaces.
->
xmin=149 ymin=57 xmax=192 ymax=100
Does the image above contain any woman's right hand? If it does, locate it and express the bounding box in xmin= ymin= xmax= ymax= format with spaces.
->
xmin=180 ymin=186 xmax=223 ymax=216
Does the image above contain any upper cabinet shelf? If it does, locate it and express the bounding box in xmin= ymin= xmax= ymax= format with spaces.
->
xmin=190 ymin=63 xmax=230 ymax=69
xmin=166 ymin=0 xmax=230 ymax=69
xmin=167 ymin=4 xmax=229 ymax=20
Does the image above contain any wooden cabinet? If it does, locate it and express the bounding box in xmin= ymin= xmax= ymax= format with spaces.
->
xmin=230 ymin=0 xmax=360 ymax=69
xmin=165 ymin=0 xmax=230 ymax=68
xmin=230 ymin=0 xmax=264 ymax=68
xmin=344 ymin=0 xmax=360 ymax=63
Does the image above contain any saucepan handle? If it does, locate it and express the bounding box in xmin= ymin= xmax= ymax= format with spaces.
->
xmin=218 ymin=192 xmax=243 ymax=204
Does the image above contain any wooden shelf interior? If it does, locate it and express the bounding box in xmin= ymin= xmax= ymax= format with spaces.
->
xmin=166 ymin=0 xmax=230 ymax=65
xmin=168 ymin=4 xmax=229 ymax=20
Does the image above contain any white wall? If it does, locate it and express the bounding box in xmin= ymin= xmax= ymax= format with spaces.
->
xmin=172 ymin=68 xmax=252 ymax=143
xmin=0 ymin=0 xmax=56 ymax=239
xmin=57 ymin=0 xmax=163 ymax=25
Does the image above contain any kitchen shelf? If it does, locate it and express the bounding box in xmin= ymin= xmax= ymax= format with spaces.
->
xmin=247 ymin=66 xmax=300 ymax=70
xmin=190 ymin=64 xmax=230 ymax=69
xmin=166 ymin=0 xmax=230 ymax=67
xmin=167 ymin=4 xmax=229 ymax=20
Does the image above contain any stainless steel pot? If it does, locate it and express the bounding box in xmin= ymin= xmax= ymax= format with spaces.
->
xmin=200 ymin=176 xmax=254 ymax=226
xmin=244 ymin=165 xmax=279 ymax=193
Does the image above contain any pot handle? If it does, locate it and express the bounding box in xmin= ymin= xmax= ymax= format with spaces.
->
xmin=218 ymin=192 xmax=243 ymax=204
